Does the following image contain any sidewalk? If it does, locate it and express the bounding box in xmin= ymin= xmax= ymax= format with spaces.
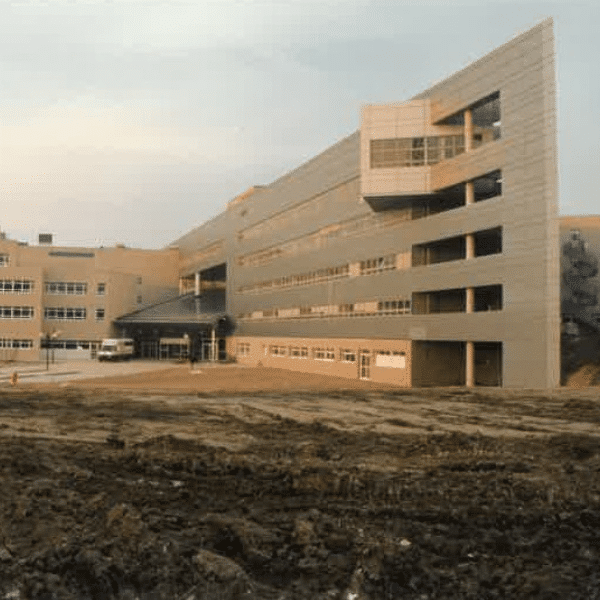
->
xmin=0 ymin=359 xmax=178 ymax=385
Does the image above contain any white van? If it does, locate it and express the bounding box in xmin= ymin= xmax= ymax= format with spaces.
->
xmin=97 ymin=338 xmax=135 ymax=361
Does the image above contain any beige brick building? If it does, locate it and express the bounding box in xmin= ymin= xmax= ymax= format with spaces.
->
xmin=0 ymin=235 xmax=179 ymax=361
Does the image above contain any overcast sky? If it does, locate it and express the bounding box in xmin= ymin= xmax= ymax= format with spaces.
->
xmin=1 ymin=0 xmax=597 ymax=248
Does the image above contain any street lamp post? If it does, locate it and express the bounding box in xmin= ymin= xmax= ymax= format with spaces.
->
xmin=44 ymin=333 xmax=50 ymax=371
xmin=41 ymin=330 xmax=61 ymax=371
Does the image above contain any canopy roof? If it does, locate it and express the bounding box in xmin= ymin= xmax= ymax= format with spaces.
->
xmin=115 ymin=293 xmax=226 ymax=326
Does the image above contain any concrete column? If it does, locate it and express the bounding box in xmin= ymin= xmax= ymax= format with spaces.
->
xmin=466 ymin=233 xmax=475 ymax=260
xmin=465 ymin=341 xmax=475 ymax=387
xmin=466 ymin=286 xmax=474 ymax=313
xmin=465 ymin=180 xmax=475 ymax=206
xmin=464 ymin=108 xmax=473 ymax=153
xmin=194 ymin=271 xmax=201 ymax=296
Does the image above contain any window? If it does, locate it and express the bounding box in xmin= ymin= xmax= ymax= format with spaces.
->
xmin=412 ymin=288 xmax=466 ymax=314
xmin=313 ymin=348 xmax=335 ymax=361
xmin=474 ymin=285 xmax=503 ymax=312
xmin=360 ymin=254 xmax=396 ymax=275
xmin=377 ymin=299 xmax=411 ymax=315
xmin=471 ymin=92 xmax=501 ymax=144
xmin=0 ymin=279 xmax=33 ymax=294
xmin=474 ymin=227 xmax=502 ymax=256
xmin=412 ymin=285 xmax=502 ymax=314
xmin=44 ymin=307 xmax=86 ymax=321
xmin=473 ymin=170 xmax=502 ymax=202
xmin=0 ymin=254 xmax=9 ymax=267
xmin=269 ymin=345 xmax=287 ymax=357
xmin=40 ymin=339 xmax=92 ymax=350
xmin=370 ymin=135 xmax=465 ymax=168
xmin=96 ymin=283 xmax=106 ymax=296
xmin=340 ymin=349 xmax=356 ymax=362
xmin=45 ymin=282 xmax=87 ymax=295
xmin=289 ymin=346 xmax=309 ymax=358
xmin=137 ymin=295 xmax=142 ymax=304
xmin=0 ymin=306 xmax=34 ymax=319
xmin=236 ymin=342 xmax=250 ymax=356
xmin=95 ymin=308 xmax=105 ymax=321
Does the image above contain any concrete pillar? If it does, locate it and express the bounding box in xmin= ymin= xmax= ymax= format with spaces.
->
xmin=465 ymin=180 xmax=475 ymax=206
xmin=464 ymin=108 xmax=473 ymax=153
xmin=466 ymin=286 xmax=475 ymax=313
xmin=465 ymin=341 xmax=475 ymax=387
xmin=194 ymin=271 xmax=201 ymax=296
xmin=466 ymin=233 xmax=475 ymax=260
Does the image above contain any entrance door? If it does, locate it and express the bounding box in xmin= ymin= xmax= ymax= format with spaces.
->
xmin=359 ymin=350 xmax=371 ymax=380
xmin=140 ymin=340 xmax=158 ymax=359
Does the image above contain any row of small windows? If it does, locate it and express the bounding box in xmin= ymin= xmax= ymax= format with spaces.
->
xmin=0 ymin=338 xmax=101 ymax=350
xmin=237 ymin=171 xmax=502 ymax=270
xmin=236 ymin=212 xmax=410 ymax=268
xmin=238 ymin=264 xmax=350 ymax=294
xmin=237 ymin=298 xmax=411 ymax=321
xmin=237 ymin=253 xmax=407 ymax=295
xmin=0 ymin=339 xmax=112 ymax=351
xmin=45 ymin=282 xmax=106 ymax=295
xmin=46 ymin=282 xmax=87 ymax=295
xmin=360 ymin=254 xmax=396 ymax=275
xmin=44 ymin=307 xmax=105 ymax=321
xmin=238 ymin=178 xmax=360 ymax=243
xmin=0 ymin=307 xmax=105 ymax=320
xmin=238 ymin=285 xmax=502 ymax=321
xmin=44 ymin=307 xmax=87 ymax=320
xmin=0 ymin=306 xmax=34 ymax=319
xmin=260 ymin=345 xmax=405 ymax=364
xmin=0 ymin=280 xmax=107 ymax=295
xmin=0 ymin=338 xmax=33 ymax=349
xmin=370 ymin=135 xmax=467 ymax=169
xmin=236 ymin=225 xmax=500 ymax=298
xmin=40 ymin=339 xmax=100 ymax=350
xmin=0 ymin=279 xmax=34 ymax=294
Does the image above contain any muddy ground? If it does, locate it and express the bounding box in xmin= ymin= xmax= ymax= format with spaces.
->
xmin=1 ymin=369 xmax=600 ymax=598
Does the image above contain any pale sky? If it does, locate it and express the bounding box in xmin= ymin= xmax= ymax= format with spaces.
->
xmin=1 ymin=0 xmax=597 ymax=248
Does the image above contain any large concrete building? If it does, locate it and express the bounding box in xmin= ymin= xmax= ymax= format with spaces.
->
xmin=171 ymin=18 xmax=560 ymax=388
xmin=1 ymin=19 xmax=566 ymax=387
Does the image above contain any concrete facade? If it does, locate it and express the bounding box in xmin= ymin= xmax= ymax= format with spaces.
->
xmin=173 ymin=18 xmax=560 ymax=388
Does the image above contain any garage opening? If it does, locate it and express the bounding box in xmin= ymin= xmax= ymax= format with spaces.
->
xmin=412 ymin=340 xmax=503 ymax=387
xmin=474 ymin=342 xmax=503 ymax=386
xmin=412 ymin=341 xmax=465 ymax=387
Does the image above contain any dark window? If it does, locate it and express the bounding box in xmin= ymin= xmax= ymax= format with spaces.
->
xmin=474 ymin=227 xmax=502 ymax=256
